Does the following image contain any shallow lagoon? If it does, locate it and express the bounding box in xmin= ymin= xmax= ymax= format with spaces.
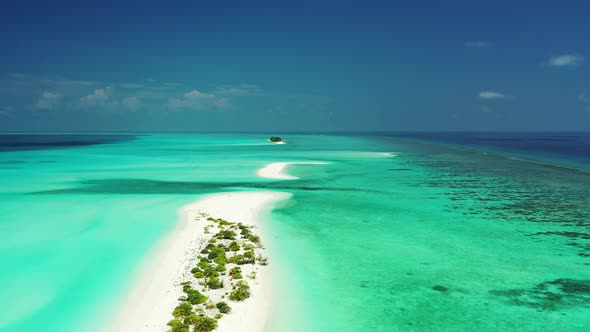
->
xmin=0 ymin=133 xmax=588 ymax=331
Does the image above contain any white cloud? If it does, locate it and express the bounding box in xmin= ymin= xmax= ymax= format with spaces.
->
xmin=80 ymin=87 xmax=111 ymax=106
xmin=214 ymin=84 xmax=261 ymax=96
xmin=215 ymin=87 xmax=250 ymax=96
xmin=479 ymin=91 xmax=506 ymax=99
xmin=36 ymin=91 xmax=61 ymax=109
xmin=548 ymin=54 xmax=584 ymax=67
xmin=464 ymin=41 xmax=490 ymax=48
xmin=168 ymin=89 xmax=220 ymax=110
xmin=78 ymin=87 xmax=144 ymax=111
xmin=214 ymin=98 xmax=231 ymax=108
xmin=122 ymin=96 xmax=140 ymax=111
xmin=79 ymin=87 xmax=122 ymax=110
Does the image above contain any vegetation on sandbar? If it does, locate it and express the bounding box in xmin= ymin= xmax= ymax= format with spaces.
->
xmin=166 ymin=213 xmax=268 ymax=332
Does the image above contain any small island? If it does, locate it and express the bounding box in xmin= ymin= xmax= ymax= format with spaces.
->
xmin=269 ymin=136 xmax=284 ymax=144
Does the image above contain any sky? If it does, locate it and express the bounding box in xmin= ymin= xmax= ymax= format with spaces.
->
xmin=1 ymin=0 xmax=589 ymax=132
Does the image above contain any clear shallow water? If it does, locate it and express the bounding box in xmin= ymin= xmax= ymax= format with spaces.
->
xmin=0 ymin=133 xmax=588 ymax=331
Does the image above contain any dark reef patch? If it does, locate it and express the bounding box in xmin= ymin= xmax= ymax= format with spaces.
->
xmin=432 ymin=285 xmax=449 ymax=292
xmin=29 ymin=178 xmax=386 ymax=195
xmin=527 ymin=231 xmax=590 ymax=240
xmin=0 ymin=134 xmax=138 ymax=152
xmin=489 ymin=279 xmax=590 ymax=311
xmin=0 ymin=160 xmax=26 ymax=164
xmin=400 ymin=145 xmax=590 ymax=257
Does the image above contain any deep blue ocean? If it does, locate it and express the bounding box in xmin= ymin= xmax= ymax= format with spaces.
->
xmin=388 ymin=132 xmax=590 ymax=172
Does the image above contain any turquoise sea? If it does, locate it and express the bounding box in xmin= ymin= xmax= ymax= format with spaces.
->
xmin=0 ymin=133 xmax=589 ymax=331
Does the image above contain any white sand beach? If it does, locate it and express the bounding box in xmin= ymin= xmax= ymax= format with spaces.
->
xmin=256 ymin=161 xmax=328 ymax=180
xmin=105 ymin=190 xmax=291 ymax=332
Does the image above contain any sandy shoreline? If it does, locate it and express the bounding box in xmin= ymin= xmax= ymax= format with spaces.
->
xmin=257 ymin=161 xmax=328 ymax=180
xmin=105 ymin=160 xmax=314 ymax=332
xmin=105 ymin=191 xmax=291 ymax=332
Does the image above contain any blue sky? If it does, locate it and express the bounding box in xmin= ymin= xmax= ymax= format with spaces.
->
xmin=1 ymin=0 xmax=589 ymax=132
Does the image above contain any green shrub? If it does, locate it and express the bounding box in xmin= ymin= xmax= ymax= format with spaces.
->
xmin=213 ymin=256 xmax=227 ymax=266
xmin=228 ymin=241 xmax=240 ymax=251
xmin=229 ymin=281 xmax=250 ymax=301
xmin=180 ymin=281 xmax=193 ymax=293
xmin=167 ymin=319 xmax=190 ymax=332
xmin=248 ymin=271 xmax=257 ymax=279
xmin=183 ymin=313 xmax=200 ymax=325
xmin=214 ymin=263 xmax=226 ymax=272
xmin=193 ymin=271 xmax=205 ymax=279
xmin=208 ymin=217 xmax=232 ymax=226
xmin=232 ymin=254 xmax=255 ymax=265
xmin=214 ymin=313 xmax=223 ymax=320
xmin=186 ymin=289 xmax=208 ymax=305
xmin=227 ymin=254 xmax=241 ymax=264
xmin=207 ymin=247 xmax=226 ymax=260
xmin=216 ymin=301 xmax=232 ymax=313
xmin=208 ymin=238 xmax=217 ymax=244
xmin=228 ymin=254 xmax=254 ymax=265
xmin=236 ymin=280 xmax=249 ymax=288
xmin=197 ymin=260 xmax=211 ymax=270
xmin=172 ymin=303 xmax=193 ymax=318
xmin=244 ymin=250 xmax=255 ymax=259
xmin=229 ymin=266 xmax=243 ymax=279
xmin=216 ymin=229 xmax=237 ymax=240
xmin=190 ymin=267 xmax=201 ymax=274
xmin=168 ymin=318 xmax=184 ymax=327
xmin=201 ymin=244 xmax=216 ymax=254
xmin=205 ymin=302 xmax=216 ymax=309
xmin=219 ymin=218 xmax=232 ymax=226
xmin=202 ymin=268 xmax=219 ymax=278
xmin=248 ymin=234 xmax=261 ymax=243
xmin=242 ymin=243 xmax=255 ymax=251
xmin=193 ymin=316 xmax=218 ymax=332
xmin=238 ymin=223 xmax=252 ymax=237
xmin=207 ymin=277 xmax=224 ymax=289
xmin=257 ymin=255 xmax=269 ymax=265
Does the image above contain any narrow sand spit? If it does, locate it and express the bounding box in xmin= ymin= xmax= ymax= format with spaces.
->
xmin=256 ymin=161 xmax=329 ymax=180
xmin=106 ymin=191 xmax=291 ymax=332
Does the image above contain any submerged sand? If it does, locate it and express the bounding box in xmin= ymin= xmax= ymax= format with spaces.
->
xmin=256 ymin=161 xmax=329 ymax=180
